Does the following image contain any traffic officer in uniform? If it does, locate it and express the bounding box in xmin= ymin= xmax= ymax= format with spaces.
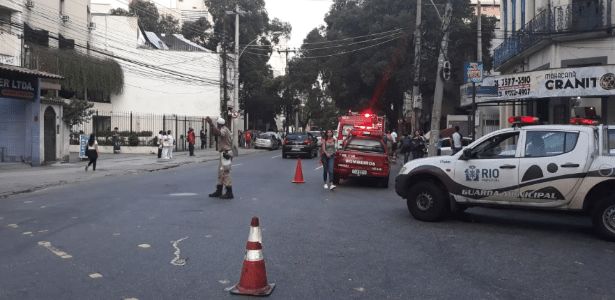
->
xmin=206 ymin=116 xmax=234 ymax=199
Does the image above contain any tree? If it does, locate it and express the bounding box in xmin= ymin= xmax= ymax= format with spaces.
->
xmin=109 ymin=8 xmax=131 ymax=16
xmin=203 ymin=0 xmax=291 ymax=128
xmin=62 ymin=98 xmax=95 ymax=127
xmin=283 ymin=0 xmax=496 ymax=132
xmin=157 ymin=14 xmax=180 ymax=35
xmin=128 ymin=0 xmax=161 ymax=32
xmin=181 ymin=17 xmax=213 ymax=49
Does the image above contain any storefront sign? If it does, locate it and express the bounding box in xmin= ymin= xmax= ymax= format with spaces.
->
xmin=460 ymin=84 xmax=498 ymax=106
xmin=0 ymin=74 xmax=38 ymax=101
xmin=480 ymin=65 xmax=615 ymax=103
xmin=464 ymin=62 xmax=484 ymax=83
xmin=79 ymin=135 xmax=89 ymax=159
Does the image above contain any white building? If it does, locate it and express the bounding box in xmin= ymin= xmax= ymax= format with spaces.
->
xmin=480 ymin=0 xmax=615 ymax=127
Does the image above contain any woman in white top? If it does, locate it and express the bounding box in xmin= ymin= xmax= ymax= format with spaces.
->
xmin=85 ymin=133 xmax=99 ymax=172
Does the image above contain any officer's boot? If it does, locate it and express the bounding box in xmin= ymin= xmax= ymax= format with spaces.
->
xmin=208 ymin=185 xmax=223 ymax=197
xmin=219 ymin=186 xmax=234 ymax=199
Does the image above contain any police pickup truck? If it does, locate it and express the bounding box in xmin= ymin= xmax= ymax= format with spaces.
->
xmin=395 ymin=116 xmax=615 ymax=241
xmin=334 ymin=129 xmax=391 ymax=188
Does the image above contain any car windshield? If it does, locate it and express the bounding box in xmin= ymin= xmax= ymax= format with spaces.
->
xmin=287 ymin=134 xmax=307 ymax=140
xmin=345 ymin=138 xmax=385 ymax=154
xmin=258 ymin=134 xmax=271 ymax=139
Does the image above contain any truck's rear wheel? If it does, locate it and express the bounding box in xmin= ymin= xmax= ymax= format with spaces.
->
xmin=407 ymin=181 xmax=449 ymax=222
xmin=592 ymin=197 xmax=615 ymax=242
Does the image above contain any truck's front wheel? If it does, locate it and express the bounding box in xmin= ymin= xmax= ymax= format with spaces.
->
xmin=407 ymin=181 xmax=449 ymax=222
xmin=592 ymin=197 xmax=615 ymax=242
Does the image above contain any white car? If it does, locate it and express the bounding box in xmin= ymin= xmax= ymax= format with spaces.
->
xmin=309 ymin=131 xmax=322 ymax=147
xmin=254 ymin=133 xmax=280 ymax=150
xmin=396 ymin=118 xmax=615 ymax=241
xmin=438 ymin=137 xmax=473 ymax=155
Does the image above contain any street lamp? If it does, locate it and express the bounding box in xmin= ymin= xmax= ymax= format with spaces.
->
xmin=226 ymin=4 xmax=281 ymax=155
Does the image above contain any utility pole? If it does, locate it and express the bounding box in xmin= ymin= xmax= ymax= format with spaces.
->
xmin=427 ymin=1 xmax=453 ymax=157
xmin=278 ymin=48 xmax=296 ymax=133
xmin=411 ymin=0 xmax=422 ymax=134
xmin=474 ymin=0 xmax=482 ymax=140
xmin=222 ymin=38 xmax=228 ymax=117
xmin=232 ymin=4 xmax=240 ymax=156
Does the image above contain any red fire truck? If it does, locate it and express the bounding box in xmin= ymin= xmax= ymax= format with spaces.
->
xmin=335 ymin=111 xmax=386 ymax=149
xmin=333 ymin=129 xmax=391 ymax=188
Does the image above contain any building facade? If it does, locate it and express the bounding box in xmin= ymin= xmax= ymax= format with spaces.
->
xmin=485 ymin=0 xmax=615 ymax=127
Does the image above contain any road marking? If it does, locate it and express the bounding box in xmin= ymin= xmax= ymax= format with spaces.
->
xmin=24 ymin=201 xmax=33 ymax=203
xmin=22 ymin=231 xmax=33 ymax=235
xmin=113 ymin=233 xmax=121 ymax=236
xmin=38 ymin=230 xmax=48 ymax=233
xmin=219 ymin=280 xmax=230 ymax=284
xmin=231 ymin=164 xmax=243 ymax=167
xmin=315 ymin=166 xmax=323 ymax=170
xmin=7 ymin=224 xmax=18 ymax=228
xmin=89 ymin=273 xmax=102 ymax=279
xmin=170 ymin=236 xmax=188 ymax=266
xmin=355 ymin=287 xmax=365 ymax=292
xmin=169 ymin=193 xmax=197 ymax=196
xmin=38 ymin=241 xmax=72 ymax=259
xmin=138 ymin=244 xmax=151 ymax=248
xmin=271 ymin=155 xmax=281 ymax=158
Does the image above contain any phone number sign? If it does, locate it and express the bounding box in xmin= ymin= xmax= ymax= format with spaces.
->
xmin=464 ymin=62 xmax=483 ymax=83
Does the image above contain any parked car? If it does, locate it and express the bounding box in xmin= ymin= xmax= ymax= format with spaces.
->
xmin=438 ymin=137 xmax=473 ymax=155
xmin=309 ymin=131 xmax=323 ymax=147
xmin=254 ymin=133 xmax=281 ymax=150
xmin=282 ymin=133 xmax=318 ymax=159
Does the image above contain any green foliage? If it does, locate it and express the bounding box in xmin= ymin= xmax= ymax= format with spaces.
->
xmin=31 ymin=45 xmax=124 ymax=96
xmin=63 ymin=98 xmax=95 ymax=127
xmin=109 ymin=8 xmax=131 ymax=16
xmin=128 ymin=134 xmax=140 ymax=146
xmin=181 ymin=17 xmax=213 ymax=49
xmin=129 ymin=0 xmax=160 ymax=32
xmin=158 ymin=14 xmax=180 ymax=35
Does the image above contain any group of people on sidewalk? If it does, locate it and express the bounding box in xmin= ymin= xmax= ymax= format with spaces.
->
xmin=157 ymin=130 xmax=175 ymax=159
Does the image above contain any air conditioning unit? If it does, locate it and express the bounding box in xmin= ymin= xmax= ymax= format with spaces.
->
xmin=26 ymin=0 xmax=34 ymax=8
xmin=61 ymin=14 xmax=70 ymax=22
xmin=87 ymin=22 xmax=96 ymax=30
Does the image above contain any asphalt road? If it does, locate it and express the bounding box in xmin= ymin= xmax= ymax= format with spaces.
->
xmin=1 ymin=150 xmax=615 ymax=299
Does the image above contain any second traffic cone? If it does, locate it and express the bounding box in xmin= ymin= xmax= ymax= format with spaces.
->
xmin=292 ymin=158 xmax=305 ymax=183
xmin=228 ymin=217 xmax=275 ymax=296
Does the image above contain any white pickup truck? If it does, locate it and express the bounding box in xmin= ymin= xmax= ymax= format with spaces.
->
xmin=395 ymin=118 xmax=615 ymax=241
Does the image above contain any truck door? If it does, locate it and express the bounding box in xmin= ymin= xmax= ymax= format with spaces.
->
xmin=519 ymin=130 xmax=588 ymax=203
xmin=454 ymin=131 xmax=521 ymax=202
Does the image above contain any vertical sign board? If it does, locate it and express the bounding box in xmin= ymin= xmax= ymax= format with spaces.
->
xmin=79 ymin=135 xmax=89 ymax=159
xmin=464 ymin=62 xmax=484 ymax=84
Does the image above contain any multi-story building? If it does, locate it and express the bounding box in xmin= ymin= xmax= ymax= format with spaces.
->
xmin=484 ymin=0 xmax=615 ymax=126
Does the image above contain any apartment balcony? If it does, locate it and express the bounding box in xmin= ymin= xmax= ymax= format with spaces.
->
xmin=494 ymin=0 xmax=613 ymax=70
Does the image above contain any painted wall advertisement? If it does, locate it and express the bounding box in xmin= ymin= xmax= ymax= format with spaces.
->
xmin=476 ymin=66 xmax=615 ymax=103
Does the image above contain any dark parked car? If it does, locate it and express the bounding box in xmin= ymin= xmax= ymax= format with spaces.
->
xmin=282 ymin=133 xmax=318 ymax=159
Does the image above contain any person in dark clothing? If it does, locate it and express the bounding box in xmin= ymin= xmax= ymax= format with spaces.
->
xmin=400 ymin=132 xmax=413 ymax=164
xmin=411 ymin=130 xmax=426 ymax=160
xmin=157 ymin=130 xmax=163 ymax=158
xmin=200 ymin=129 xmax=206 ymax=149
xmin=85 ymin=133 xmax=99 ymax=172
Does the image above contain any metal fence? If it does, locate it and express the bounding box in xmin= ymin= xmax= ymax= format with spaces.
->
xmin=71 ymin=111 xmax=213 ymax=151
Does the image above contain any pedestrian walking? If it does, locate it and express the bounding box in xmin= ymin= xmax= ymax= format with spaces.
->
xmin=400 ymin=132 xmax=413 ymax=164
xmin=167 ymin=130 xmax=174 ymax=159
xmin=450 ymin=126 xmax=463 ymax=154
xmin=85 ymin=133 xmax=99 ymax=172
xmin=411 ymin=130 xmax=426 ymax=160
xmin=206 ymin=116 xmax=234 ymax=199
xmin=245 ymin=130 xmax=252 ymax=149
xmin=157 ymin=130 xmax=163 ymax=158
xmin=200 ymin=129 xmax=206 ymax=149
xmin=321 ymin=129 xmax=337 ymax=190
xmin=188 ymin=128 xmax=196 ymax=156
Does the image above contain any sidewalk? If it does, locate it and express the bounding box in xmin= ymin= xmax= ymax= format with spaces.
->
xmin=0 ymin=147 xmax=263 ymax=199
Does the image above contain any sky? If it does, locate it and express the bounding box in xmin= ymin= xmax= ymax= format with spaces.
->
xmin=265 ymin=0 xmax=333 ymax=47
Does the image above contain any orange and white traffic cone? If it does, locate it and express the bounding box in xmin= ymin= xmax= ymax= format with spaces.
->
xmin=227 ymin=217 xmax=275 ymax=296
xmin=292 ymin=158 xmax=305 ymax=183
